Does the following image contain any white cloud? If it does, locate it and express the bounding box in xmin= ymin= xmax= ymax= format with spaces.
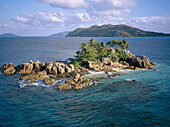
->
xmin=37 ymin=0 xmax=136 ymax=17
xmin=65 ymin=12 xmax=98 ymax=28
xmin=11 ymin=16 xmax=35 ymax=25
xmin=131 ymin=16 xmax=168 ymax=25
xmin=88 ymin=8 xmax=132 ymax=16
xmin=11 ymin=10 xmax=126 ymax=30
xmin=38 ymin=0 xmax=88 ymax=9
xmin=28 ymin=0 xmax=136 ymax=28
xmin=14 ymin=16 xmax=28 ymax=22
xmin=0 ymin=24 xmax=11 ymax=28
xmin=35 ymin=12 xmax=65 ymax=22
xmin=88 ymin=0 xmax=136 ymax=16
xmin=20 ymin=12 xmax=33 ymax=18
xmin=102 ymin=16 xmax=124 ymax=22
xmin=127 ymin=16 xmax=170 ymax=33
xmin=10 ymin=0 xmax=170 ymax=34
xmin=90 ymin=0 xmax=136 ymax=10
xmin=12 ymin=12 xmax=66 ymax=27
xmin=75 ymin=13 xmax=94 ymax=22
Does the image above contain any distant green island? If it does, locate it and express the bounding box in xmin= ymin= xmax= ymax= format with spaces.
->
xmin=0 ymin=33 xmax=20 ymax=37
xmin=49 ymin=31 xmax=70 ymax=37
xmin=66 ymin=24 xmax=170 ymax=37
xmin=1 ymin=24 xmax=170 ymax=37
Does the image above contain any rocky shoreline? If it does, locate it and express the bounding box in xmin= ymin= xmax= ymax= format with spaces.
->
xmin=0 ymin=50 xmax=155 ymax=90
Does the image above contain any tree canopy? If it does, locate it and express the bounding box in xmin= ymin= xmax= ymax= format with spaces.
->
xmin=106 ymin=39 xmax=130 ymax=50
xmin=72 ymin=39 xmax=130 ymax=67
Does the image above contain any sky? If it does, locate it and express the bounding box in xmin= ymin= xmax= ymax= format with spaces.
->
xmin=0 ymin=0 xmax=170 ymax=36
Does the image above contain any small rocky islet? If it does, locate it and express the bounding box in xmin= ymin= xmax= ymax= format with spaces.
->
xmin=0 ymin=39 xmax=156 ymax=90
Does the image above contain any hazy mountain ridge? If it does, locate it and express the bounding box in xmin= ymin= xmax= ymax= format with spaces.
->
xmin=0 ymin=33 xmax=20 ymax=37
xmin=66 ymin=24 xmax=170 ymax=37
xmin=49 ymin=31 xmax=70 ymax=37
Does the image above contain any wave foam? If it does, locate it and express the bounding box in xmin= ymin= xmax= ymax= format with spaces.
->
xmin=125 ymin=79 xmax=138 ymax=82
xmin=83 ymin=68 xmax=133 ymax=77
xmin=126 ymin=79 xmax=132 ymax=82
xmin=18 ymin=79 xmax=62 ymax=88
xmin=19 ymin=80 xmax=42 ymax=88
xmin=83 ymin=70 xmax=105 ymax=77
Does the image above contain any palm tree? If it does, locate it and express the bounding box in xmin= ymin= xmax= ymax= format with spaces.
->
xmin=107 ymin=49 xmax=114 ymax=60
xmin=81 ymin=42 xmax=88 ymax=54
xmin=120 ymin=39 xmax=130 ymax=51
xmin=99 ymin=42 xmax=107 ymax=59
xmin=89 ymin=39 xmax=95 ymax=48
xmin=75 ymin=50 xmax=81 ymax=59
xmin=107 ymin=39 xmax=130 ymax=51
xmin=95 ymin=41 xmax=101 ymax=49
xmin=106 ymin=40 xmax=121 ymax=48
xmin=106 ymin=40 xmax=116 ymax=47
xmin=95 ymin=41 xmax=102 ymax=61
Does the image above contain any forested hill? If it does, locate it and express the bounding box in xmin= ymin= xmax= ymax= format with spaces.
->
xmin=66 ymin=24 xmax=170 ymax=37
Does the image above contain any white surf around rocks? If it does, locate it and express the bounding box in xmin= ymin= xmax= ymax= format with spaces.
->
xmin=18 ymin=79 xmax=64 ymax=88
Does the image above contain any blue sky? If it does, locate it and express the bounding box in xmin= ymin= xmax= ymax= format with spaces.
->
xmin=0 ymin=0 xmax=170 ymax=36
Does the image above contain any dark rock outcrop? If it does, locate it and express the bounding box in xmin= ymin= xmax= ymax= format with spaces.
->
xmin=0 ymin=53 xmax=155 ymax=91
xmin=57 ymin=73 xmax=94 ymax=90
xmin=150 ymin=61 xmax=156 ymax=66
xmin=3 ymin=66 xmax=16 ymax=74
xmin=43 ymin=78 xmax=55 ymax=85
xmin=45 ymin=62 xmax=53 ymax=74
xmin=114 ymin=73 xmax=120 ymax=77
xmin=57 ymin=66 xmax=65 ymax=74
xmin=132 ymin=80 xmax=138 ymax=82
xmin=32 ymin=60 xmax=41 ymax=72
xmin=119 ymin=61 xmax=129 ymax=66
xmin=86 ymin=61 xmax=99 ymax=69
xmin=51 ymin=66 xmax=58 ymax=75
xmin=74 ymin=73 xmax=81 ymax=82
xmin=69 ymin=64 xmax=75 ymax=72
xmin=129 ymin=54 xmax=154 ymax=69
xmin=65 ymin=65 xmax=72 ymax=73
xmin=0 ymin=64 xmax=9 ymax=70
xmin=21 ymin=70 xmax=48 ymax=80
xmin=57 ymin=83 xmax=72 ymax=90
xmin=1 ymin=63 xmax=15 ymax=70
xmin=65 ymin=79 xmax=75 ymax=85
xmin=102 ymin=57 xmax=112 ymax=65
xmin=74 ymin=84 xmax=83 ymax=90
xmin=125 ymin=51 xmax=133 ymax=58
xmin=16 ymin=63 xmax=33 ymax=74
xmin=1 ymin=63 xmax=16 ymax=75
xmin=29 ymin=60 xmax=33 ymax=64
xmin=45 ymin=62 xmax=74 ymax=75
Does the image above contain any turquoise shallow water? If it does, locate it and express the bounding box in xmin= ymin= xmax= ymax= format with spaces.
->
xmin=0 ymin=37 xmax=170 ymax=126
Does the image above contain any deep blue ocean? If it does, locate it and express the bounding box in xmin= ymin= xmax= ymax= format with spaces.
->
xmin=0 ymin=37 xmax=170 ymax=127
